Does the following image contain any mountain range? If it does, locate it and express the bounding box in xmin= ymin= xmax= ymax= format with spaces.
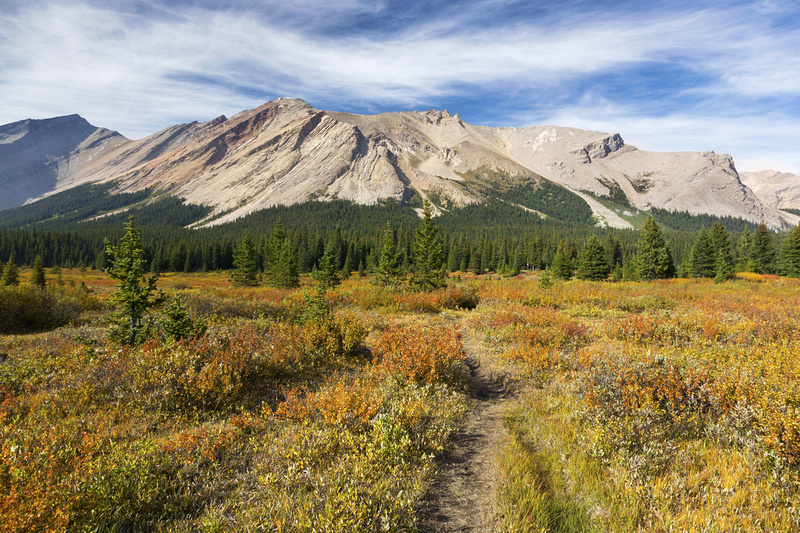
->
xmin=1 ymin=97 xmax=797 ymax=230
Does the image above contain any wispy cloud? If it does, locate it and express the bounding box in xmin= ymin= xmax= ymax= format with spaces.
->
xmin=0 ymin=1 xmax=798 ymax=172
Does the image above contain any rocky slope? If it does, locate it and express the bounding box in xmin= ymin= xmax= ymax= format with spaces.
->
xmin=1 ymin=98 xmax=796 ymax=229
xmin=740 ymin=170 xmax=800 ymax=212
xmin=0 ymin=115 xmax=127 ymax=210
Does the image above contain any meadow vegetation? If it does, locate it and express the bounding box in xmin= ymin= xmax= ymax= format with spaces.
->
xmin=2 ymin=260 xmax=800 ymax=530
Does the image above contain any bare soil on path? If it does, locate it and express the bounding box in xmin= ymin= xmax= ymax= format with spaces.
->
xmin=417 ymin=330 xmax=511 ymax=532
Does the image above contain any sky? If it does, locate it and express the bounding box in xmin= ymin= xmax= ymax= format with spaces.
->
xmin=1 ymin=0 xmax=799 ymax=173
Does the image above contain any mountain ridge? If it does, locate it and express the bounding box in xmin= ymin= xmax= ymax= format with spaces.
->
xmin=0 ymin=98 xmax=796 ymax=230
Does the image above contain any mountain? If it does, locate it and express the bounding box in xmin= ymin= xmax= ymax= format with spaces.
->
xmin=739 ymin=170 xmax=800 ymax=212
xmin=1 ymin=98 xmax=796 ymax=230
xmin=0 ymin=115 xmax=126 ymax=210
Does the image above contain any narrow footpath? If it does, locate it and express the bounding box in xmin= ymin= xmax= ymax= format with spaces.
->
xmin=417 ymin=330 xmax=510 ymax=532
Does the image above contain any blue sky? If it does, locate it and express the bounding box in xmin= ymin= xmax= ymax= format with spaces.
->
xmin=2 ymin=0 xmax=799 ymax=172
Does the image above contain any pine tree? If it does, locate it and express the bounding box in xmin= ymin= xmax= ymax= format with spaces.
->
xmin=231 ymin=234 xmax=259 ymax=287
xmin=710 ymin=221 xmax=733 ymax=270
xmin=307 ymin=241 xmax=341 ymax=321
xmin=737 ymin=229 xmax=754 ymax=271
xmin=105 ymin=216 xmax=165 ymax=345
xmin=751 ymin=222 xmax=775 ymax=274
xmin=31 ymin=255 xmax=46 ymax=290
xmin=264 ymin=220 xmax=287 ymax=273
xmin=634 ymin=216 xmax=673 ymax=281
xmin=447 ymin=243 xmax=460 ymax=272
xmin=577 ymin=236 xmax=610 ymax=281
xmin=410 ymin=200 xmax=447 ymax=291
xmin=374 ymin=222 xmax=402 ymax=289
xmin=551 ymin=243 xmax=573 ymax=280
xmin=271 ymin=239 xmax=300 ymax=288
xmin=1 ymin=256 xmax=19 ymax=286
xmin=714 ymin=248 xmax=734 ymax=283
xmin=470 ymin=246 xmax=482 ymax=275
xmin=162 ymin=292 xmax=206 ymax=342
xmin=688 ymin=228 xmax=716 ymax=278
xmin=779 ymin=222 xmax=800 ymax=278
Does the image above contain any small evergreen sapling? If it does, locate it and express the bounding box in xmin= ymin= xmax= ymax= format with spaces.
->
xmin=1 ymin=256 xmax=19 ymax=286
xmin=30 ymin=256 xmax=46 ymax=290
xmin=105 ymin=216 xmax=165 ymax=345
xmin=161 ymin=293 xmax=206 ymax=342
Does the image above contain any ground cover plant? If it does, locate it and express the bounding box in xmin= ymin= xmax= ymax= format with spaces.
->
xmin=466 ymin=274 xmax=800 ymax=531
xmin=3 ymin=261 xmax=800 ymax=531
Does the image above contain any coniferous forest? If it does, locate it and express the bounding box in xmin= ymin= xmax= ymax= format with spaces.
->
xmin=1 ymin=180 xmax=796 ymax=282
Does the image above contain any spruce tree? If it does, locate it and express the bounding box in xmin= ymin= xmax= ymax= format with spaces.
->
xmin=577 ymin=236 xmax=610 ymax=281
xmin=264 ymin=220 xmax=287 ymax=273
xmin=710 ymin=221 xmax=733 ymax=271
xmin=374 ymin=222 xmax=402 ymax=289
xmin=105 ymin=216 xmax=165 ymax=345
xmin=162 ymin=292 xmax=206 ymax=342
xmin=447 ymin=243 xmax=460 ymax=272
xmin=231 ymin=234 xmax=259 ymax=287
xmin=634 ymin=216 xmax=673 ymax=281
xmin=737 ymin=229 xmax=754 ymax=271
xmin=1 ymin=256 xmax=19 ymax=286
xmin=751 ymin=222 xmax=775 ymax=274
xmin=779 ymin=222 xmax=800 ymax=278
xmin=714 ymin=248 xmax=734 ymax=283
xmin=410 ymin=200 xmax=447 ymax=291
xmin=31 ymin=255 xmax=46 ymax=290
xmin=551 ymin=243 xmax=573 ymax=280
xmin=307 ymin=241 xmax=341 ymax=321
xmin=470 ymin=247 xmax=482 ymax=275
xmin=272 ymin=239 xmax=300 ymax=288
xmin=688 ymin=228 xmax=716 ymax=278
xmin=750 ymin=222 xmax=775 ymax=274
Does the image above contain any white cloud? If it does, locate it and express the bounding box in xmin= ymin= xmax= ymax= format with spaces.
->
xmin=0 ymin=1 xmax=798 ymax=173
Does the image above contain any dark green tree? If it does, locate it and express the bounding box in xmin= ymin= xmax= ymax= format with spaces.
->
xmin=306 ymin=241 xmax=341 ymax=321
xmin=779 ymin=222 xmax=800 ymax=278
xmin=710 ymin=221 xmax=733 ymax=272
xmin=161 ymin=292 xmax=206 ymax=342
xmin=105 ymin=216 xmax=165 ymax=345
xmin=688 ymin=228 xmax=716 ymax=278
xmin=373 ymin=222 xmax=402 ymax=289
xmin=31 ymin=255 xmax=46 ymax=290
xmin=1 ymin=256 xmax=19 ymax=286
xmin=714 ymin=248 xmax=734 ymax=283
xmin=410 ymin=201 xmax=447 ymax=291
xmin=470 ymin=246 xmax=482 ymax=275
xmin=750 ymin=222 xmax=775 ymax=274
xmin=271 ymin=239 xmax=300 ymax=288
xmin=447 ymin=243 xmax=460 ymax=272
xmin=264 ymin=220 xmax=287 ymax=272
xmin=736 ymin=229 xmax=755 ymax=271
xmin=634 ymin=216 xmax=674 ymax=281
xmin=577 ymin=236 xmax=610 ymax=281
xmin=231 ymin=234 xmax=259 ymax=287
xmin=551 ymin=243 xmax=573 ymax=280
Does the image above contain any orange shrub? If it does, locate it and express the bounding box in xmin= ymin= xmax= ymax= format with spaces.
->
xmin=372 ymin=323 xmax=465 ymax=384
xmin=275 ymin=378 xmax=385 ymax=432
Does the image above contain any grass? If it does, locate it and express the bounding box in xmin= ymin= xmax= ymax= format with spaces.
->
xmin=3 ymin=269 xmax=800 ymax=530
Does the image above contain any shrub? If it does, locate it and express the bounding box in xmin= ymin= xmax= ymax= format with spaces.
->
xmin=0 ymin=285 xmax=97 ymax=332
xmin=373 ymin=323 xmax=465 ymax=384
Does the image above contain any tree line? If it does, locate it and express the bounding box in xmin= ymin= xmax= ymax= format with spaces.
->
xmin=2 ymin=197 xmax=800 ymax=282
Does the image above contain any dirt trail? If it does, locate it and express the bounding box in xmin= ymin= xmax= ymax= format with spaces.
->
xmin=418 ymin=330 xmax=510 ymax=532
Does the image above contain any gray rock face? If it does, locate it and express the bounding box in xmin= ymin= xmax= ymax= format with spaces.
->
xmin=0 ymin=99 xmax=796 ymax=230
xmin=740 ymin=170 xmax=800 ymax=212
xmin=0 ymin=115 xmax=127 ymax=209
